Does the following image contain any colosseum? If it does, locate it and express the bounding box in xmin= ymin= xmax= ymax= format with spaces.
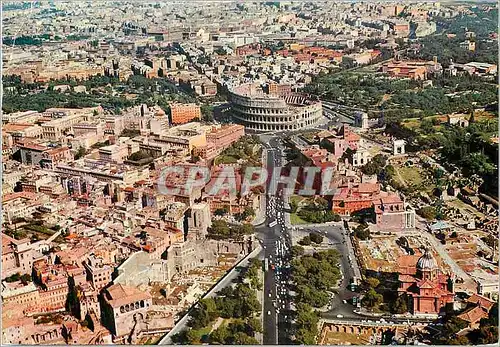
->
xmin=229 ymin=83 xmax=323 ymax=132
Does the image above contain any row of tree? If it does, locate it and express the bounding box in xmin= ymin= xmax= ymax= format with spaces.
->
xmin=2 ymin=74 xmax=196 ymax=114
xmin=289 ymin=249 xmax=341 ymax=344
xmin=291 ymin=249 xmax=341 ymax=308
xmin=207 ymin=220 xmax=255 ymax=241
xmin=294 ymin=199 xmax=342 ymax=224
xmin=297 ymin=232 xmax=324 ymax=246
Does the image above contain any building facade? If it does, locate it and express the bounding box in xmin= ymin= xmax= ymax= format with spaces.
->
xmin=398 ymin=249 xmax=455 ymax=316
xmin=170 ymin=103 xmax=201 ymax=125
xmin=101 ymin=283 xmax=152 ymax=343
xmin=229 ymin=83 xmax=322 ymax=132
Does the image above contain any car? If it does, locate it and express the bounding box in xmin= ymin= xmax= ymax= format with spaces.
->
xmin=336 ymin=314 xmax=344 ymax=319
xmin=267 ymin=311 xmax=271 ymax=315
xmin=343 ymin=300 xmax=347 ymax=304
xmin=269 ymin=293 xmax=272 ymax=298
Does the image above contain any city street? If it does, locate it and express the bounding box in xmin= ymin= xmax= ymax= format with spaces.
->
xmin=257 ymin=132 xmax=366 ymax=343
xmin=255 ymin=134 xmax=293 ymax=344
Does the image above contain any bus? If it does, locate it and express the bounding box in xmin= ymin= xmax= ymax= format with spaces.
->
xmin=264 ymin=258 xmax=269 ymax=272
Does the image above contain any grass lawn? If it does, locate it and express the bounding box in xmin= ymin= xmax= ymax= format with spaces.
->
xmin=397 ymin=166 xmax=423 ymax=187
xmin=290 ymin=213 xmax=308 ymax=225
xmin=290 ymin=195 xmax=304 ymax=206
xmin=401 ymin=119 xmax=421 ymax=130
xmin=192 ymin=324 xmax=214 ymax=342
xmin=290 ymin=195 xmax=314 ymax=207
xmin=215 ymin=155 xmax=238 ymax=165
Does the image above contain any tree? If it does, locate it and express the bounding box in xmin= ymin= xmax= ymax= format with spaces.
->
xmin=4 ymin=272 xmax=21 ymax=283
xmin=448 ymin=335 xmax=470 ymax=345
xmin=20 ymin=273 xmax=32 ymax=284
xmin=296 ymin=284 xmax=330 ymax=308
xmin=362 ymin=288 xmax=383 ymax=309
xmin=188 ymin=298 xmax=218 ymax=329
xmin=295 ymin=303 xmax=319 ymax=344
xmin=242 ymin=207 xmax=255 ymax=219
xmin=461 ymin=152 xmax=496 ymax=176
xmin=420 ymin=119 xmax=434 ymax=134
xmin=247 ymin=317 xmax=262 ymax=334
xmin=234 ymin=223 xmax=254 ymax=236
xmin=128 ymin=150 xmax=152 ymax=161
xmin=391 ymin=295 xmax=408 ymax=314
xmin=365 ymin=277 xmax=380 ymax=288
xmin=208 ymin=220 xmax=230 ymax=238
xmin=231 ymin=331 xmax=259 ymax=345
xmin=444 ymin=316 xmax=469 ymax=335
xmin=417 ymin=206 xmax=437 ymax=220
xmin=298 ymin=235 xmax=311 ymax=246
xmin=354 ymin=225 xmax=370 ymax=240
xmin=201 ymin=104 xmax=214 ymax=122
xmin=210 ymin=325 xmax=229 ymax=344
xmin=476 ymin=325 xmax=498 ymax=345
xmin=291 ymin=250 xmax=341 ymax=308
xmin=214 ymin=207 xmax=229 ymax=216
xmin=291 ymin=245 xmax=305 ymax=258
xmin=361 ymin=154 xmax=387 ymax=176
xmin=309 ymin=232 xmax=324 ymax=244
xmin=65 ymin=276 xmax=81 ymax=319
xmin=74 ymin=147 xmax=86 ymax=160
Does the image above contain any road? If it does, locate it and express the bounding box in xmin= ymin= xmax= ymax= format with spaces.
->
xmin=257 ymin=130 xmax=366 ymax=343
xmin=255 ymin=135 xmax=294 ymax=344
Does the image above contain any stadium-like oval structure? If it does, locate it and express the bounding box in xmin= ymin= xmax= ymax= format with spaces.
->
xmin=229 ymin=83 xmax=322 ymax=132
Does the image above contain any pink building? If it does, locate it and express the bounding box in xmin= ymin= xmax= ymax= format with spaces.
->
xmin=398 ymin=249 xmax=455 ymax=315
xmin=206 ymin=124 xmax=245 ymax=154
xmin=327 ymin=138 xmax=347 ymax=157
xmin=373 ymin=194 xmax=416 ymax=231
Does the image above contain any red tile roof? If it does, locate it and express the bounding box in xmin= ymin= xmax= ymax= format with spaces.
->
xmin=467 ymin=294 xmax=495 ymax=311
xmin=458 ymin=306 xmax=489 ymax=324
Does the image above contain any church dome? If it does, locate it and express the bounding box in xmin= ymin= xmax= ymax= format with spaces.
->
xmin=416 ymin=248 xmax=437 ymax=271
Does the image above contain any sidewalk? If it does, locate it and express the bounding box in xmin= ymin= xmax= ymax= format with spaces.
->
xmin=353 ymin=309 xmax=438 ymax=322
xmin=252 ymin=146 xmax=267 ymax=226
xmin=255 ymin=265 xmax=265 ymax=344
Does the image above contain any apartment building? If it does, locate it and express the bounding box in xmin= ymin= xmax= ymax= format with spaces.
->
xmin=41 ymin=114 xmax=86 ymax=140
xmin=2 ymin=233 xmax=37 ymax=277
xmin=170 ymin=103 xmax=201 ymax=125
xmin=205 ymin=124 xmax=245 ymax=153
xmin=83 ymin=254 xmax=114 ymax=290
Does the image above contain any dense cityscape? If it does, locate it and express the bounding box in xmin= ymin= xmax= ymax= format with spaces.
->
xmin=1 ymin=0 xmax=498 ymax=345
